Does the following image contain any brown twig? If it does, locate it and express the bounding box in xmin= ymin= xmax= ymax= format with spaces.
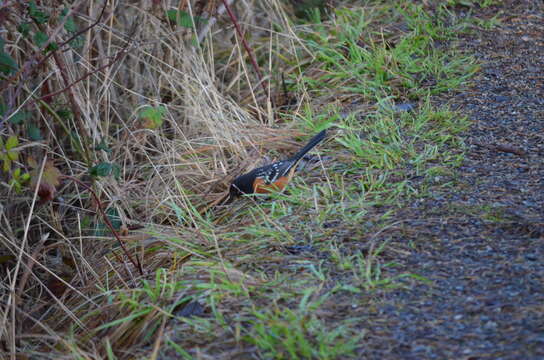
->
xmin=472 ymin=141 xmax=526 ymax=156
xmin=0 ymin=1 xmax=108 ymax=93
xmin=221 ymin=0 xmax=273 ymax=109
xmin=22 ymin=2 xmax=108 ymax=163
xmin=13 ymin=229 xmax=48 ymax=335
xmin=33 ymin=1 xmax=109 ymax=77
xmin=61 ymin=175 xmax=144 ymax=276
xmin=1 ymin=1 xmax=112 ymax=145
xmin=15 ymin=235 xmax=48 ymax=304
xmin=197 ymin=0 xmax=234 ymax=43
xmin=37 ymin=43 xmax=130 ymax=103
xmin=494 ymin=144 xmax=526 ymax=156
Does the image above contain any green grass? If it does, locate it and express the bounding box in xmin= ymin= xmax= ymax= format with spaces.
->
xmin=247 ymin=300 xmax=362 ymax=359
xmin=291 ymin=4 xmax=478 ymax=101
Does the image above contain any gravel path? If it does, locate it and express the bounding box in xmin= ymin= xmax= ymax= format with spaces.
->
xmin=356 ymin=2 xmax=544 ymax=358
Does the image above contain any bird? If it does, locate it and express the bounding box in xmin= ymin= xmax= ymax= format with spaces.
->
xmin=230 ymin=129 xmax=327 ymax=197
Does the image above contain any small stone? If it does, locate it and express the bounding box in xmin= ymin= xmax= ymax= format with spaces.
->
xmin=484 ymin=321 xmax=498 ymax=331
xmin=525 ymin=253 xmax=537 ymax=261
xmin=394 ymin=103 xmax=415 ymax=112
xmin=413 ymin=345 xmax=429 ymax=352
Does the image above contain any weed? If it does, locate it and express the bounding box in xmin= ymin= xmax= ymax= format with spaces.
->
xmin=247 ymin=293 xmax=361 ymax=359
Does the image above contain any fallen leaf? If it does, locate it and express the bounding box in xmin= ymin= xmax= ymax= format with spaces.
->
xmin=30 ymin=159 xmax=62 ymax=203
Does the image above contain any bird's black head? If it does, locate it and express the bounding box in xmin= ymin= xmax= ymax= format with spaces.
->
xmin=229 ymin=183 xmax=242 ymax=197
xmin=229 ymin=171 xmax=256 ymax=197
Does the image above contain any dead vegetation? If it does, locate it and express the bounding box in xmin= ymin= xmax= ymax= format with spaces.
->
xmin=0 ymin=1 xmax=334 ymax=357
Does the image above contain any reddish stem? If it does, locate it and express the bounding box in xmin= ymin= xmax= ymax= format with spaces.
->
xmin=61 ymin=175 xmax=144 ymax=276
xmin=221 ymin=0 xmax=272 ymax=107
xmin=0 ymin=1 xmax=108 ymax=93
xmin=37 ymin=44 xmax=129 ymax=103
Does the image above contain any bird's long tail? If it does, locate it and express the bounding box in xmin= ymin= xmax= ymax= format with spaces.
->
xmin=290 ymin=129 xmax=327 ymax=162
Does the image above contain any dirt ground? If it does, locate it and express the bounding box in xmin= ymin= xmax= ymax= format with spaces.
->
xmin=349 ymin=1 xmax=543 ymax=358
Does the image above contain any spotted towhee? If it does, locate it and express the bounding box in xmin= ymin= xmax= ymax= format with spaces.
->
xmin=230 ymin=129 xmax=327 ymax=197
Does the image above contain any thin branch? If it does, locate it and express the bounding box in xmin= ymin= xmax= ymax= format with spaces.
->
xmin=34 ymin=0 xmax=109 ymax=74
xmin=0 ymin=1 xmax=108 ymax=93
xmin=197 ymin=0 xmax=235 ymax=43
xmin=15 ymin=234 xmax=48 ymax=303
xmin=220 ymin=0 xmax=272 ymax=107
xmin=61 ymin=175 xmax=144 ymax=276
xmin=36 ymin=43 xmax=130 ymax=103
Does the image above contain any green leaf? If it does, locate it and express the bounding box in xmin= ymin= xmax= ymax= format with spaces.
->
xmin=11 ymin=179 xmax=24 ymax=193
xmin=29 ymin=1 xmax=49 ymax=24
xmin=2 ymin=159 xmax=10 ymax=173
xmin=0 ymin=51 xmax=18 ymax=75
xmin=89 ymin=162 xmax=112 ymax=177
xmin=8 ymin=110 xmax=30 ymax=125
xmin=94 ymin=206 xmax=122 ymax=237
xmin=45 ymin=42 xmax=59 ymax=53
xmin=33 ymin=31 xmax=49 ymax=48
xmin=94 ymin=139 xmax=112 ymax=153
xmin=27 ymin=123 xmax=43 ymax=141
xmin=1 ymin=136 xmax=19 ymax=168
xmin=56 ymin=108 xmax=72 ymax=119
xmin=0 ymin=101 xmax=5 ymax=116
xmin=68 ymin=35 xmax=85 ymax=49
xmin=166 ymin=10 xmax=207 ymax=28
xmin=61 ymin=8 xmax=77 ymax=33
xmin=5 ymin=136 xmax=19 ymax=151
xmin=139 ymin=105 xmax=166 ymax=129
xmin=292 ymin=0 xmax=327 ymax=20
xmin=89 ymin=162 xmax=120 ymax=179
xmin=7 ymin=152 xmax=18 ymax=161
xmin=81 ymin=216 xmax=92 ymax=230
xmin=17 ymin=23 xmax=31 ymax=37
xmin=0 ymin=37 xmax=17 ymax=75
xmin=65 ymin=17 xmax=77 ymax=33
xmin=68 ymin=130 xmax=84 ymax=154
xmin=106 ymin=207 xmax=122 ymax=230
xmin=112 ymin=164 xmax=121 ymax=179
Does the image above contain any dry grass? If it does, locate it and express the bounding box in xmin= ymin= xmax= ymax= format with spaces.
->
xmin=0 ymin=0 xmax=324 ymax=357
